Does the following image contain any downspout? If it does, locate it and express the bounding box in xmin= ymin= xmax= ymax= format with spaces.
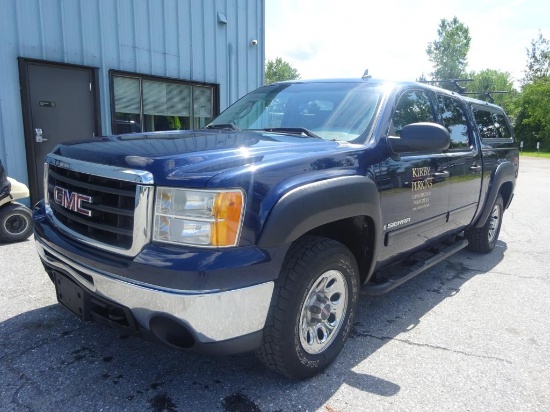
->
xmin=228 ymin=43 xmax=235 ymax=106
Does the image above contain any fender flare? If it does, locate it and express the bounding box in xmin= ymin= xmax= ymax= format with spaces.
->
xmin=257 ymin=175 xmax=381 ymax=248
xmin=474 ymin=161 xmax=516 ymax=228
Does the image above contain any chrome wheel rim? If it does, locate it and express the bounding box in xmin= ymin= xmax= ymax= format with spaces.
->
xmin=299 ymin=270 xmax=348 ymax=354
xmin=487 ymin=203 xmax=502 ymax=244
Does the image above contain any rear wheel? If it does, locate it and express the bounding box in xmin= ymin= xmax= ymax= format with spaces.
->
xmin=0 ymin=202 xmax=33 ymax=243
xmin=256 ymin=236 xmax=359 ymax=379
xmin=466 ymin=194 xmax=504 ymax=253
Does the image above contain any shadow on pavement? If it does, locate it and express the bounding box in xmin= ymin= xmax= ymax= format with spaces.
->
xmin=0 ymin=242 xmax=506 ymax=412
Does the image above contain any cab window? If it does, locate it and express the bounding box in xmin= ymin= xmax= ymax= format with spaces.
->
xmin=437 ymin=95 xmax=470 ymax=149
xmin=473 ymin=107 xmax=514 ymax=140
xmin=492 ymin=113 xmax=512 ymax=139
xmin=473 ymin=109 xmax=496 ymax=139
xmin=390 ymin=90 xmax=435 ymax=136
xmin=473 ymin=108 xmax=513 ymax=140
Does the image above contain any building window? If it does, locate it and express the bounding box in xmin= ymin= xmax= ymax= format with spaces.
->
xmin=111 ymin=72 xmax=217 ymax=134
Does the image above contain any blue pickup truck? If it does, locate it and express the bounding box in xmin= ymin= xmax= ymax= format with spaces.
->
xmin=33 ymin=79 xmax=518 ymax=379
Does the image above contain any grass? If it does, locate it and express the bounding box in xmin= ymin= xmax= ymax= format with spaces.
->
xmin=520 ymin=151 xmax=550 ymax=159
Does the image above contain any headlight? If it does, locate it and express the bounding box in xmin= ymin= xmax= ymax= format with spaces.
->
xmin=153 ymin=188 xmax=244 ymax=247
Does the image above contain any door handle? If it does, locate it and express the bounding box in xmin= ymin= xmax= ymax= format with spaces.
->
xmin=470 ymin=165 xmax=482 ymax=173
xmin=35 ymin=128 xmax=48 ymax=143
xmin=434 ymin=171 xmax=450 ymax=179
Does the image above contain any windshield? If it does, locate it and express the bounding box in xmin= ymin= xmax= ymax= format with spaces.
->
xmin=209 ymin=82 xmax=383 ymax=142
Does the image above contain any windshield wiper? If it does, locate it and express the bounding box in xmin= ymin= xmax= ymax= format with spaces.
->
xmin=205 ymin=123 xmax=241 ymax=131
xmin=255 ymin=127 xmax=323 ymax=139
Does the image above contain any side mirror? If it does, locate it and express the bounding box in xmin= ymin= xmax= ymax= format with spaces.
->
xmin=388 ymin=122 xmax=450 ymax=153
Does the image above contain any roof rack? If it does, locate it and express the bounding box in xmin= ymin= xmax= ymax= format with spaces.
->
xmin=419 ymin=79 xmax=507 ymax=103
xmin=420 ymin=79 xmax=473 ymax=93
xmin=461 ymin=91 xmax=508 ymax=104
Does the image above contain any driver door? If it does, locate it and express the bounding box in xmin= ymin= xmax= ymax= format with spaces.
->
xmin=376 ymin=88 xmax=451 ymax=264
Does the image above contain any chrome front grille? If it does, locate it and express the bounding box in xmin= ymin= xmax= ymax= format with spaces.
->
xmin=48 ymin=165 xmax=136 ymax=248
xmin=45 ymin=155 xmax=154 ymax=256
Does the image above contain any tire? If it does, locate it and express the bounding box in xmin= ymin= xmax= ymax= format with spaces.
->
xmin=0 ymin=202 xmax=33 ymax=243
xmin=466 ymin=194 xmax=504 ymax=253
xmin=256 ymin=236 xmax=359 ymax=379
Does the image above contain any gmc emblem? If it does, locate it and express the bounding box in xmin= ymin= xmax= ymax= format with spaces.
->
xmin=53 ymin=186 xmax=93 ymax=217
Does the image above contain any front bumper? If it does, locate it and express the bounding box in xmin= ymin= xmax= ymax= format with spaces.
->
xmin=36 ymin=239 xmax=274 ymax=353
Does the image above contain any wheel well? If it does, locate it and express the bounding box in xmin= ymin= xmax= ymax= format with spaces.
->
xmin=300 ymin=216 xmax=375 ymax=284
xmin=500 ymin=181 xmax=514 ymax=209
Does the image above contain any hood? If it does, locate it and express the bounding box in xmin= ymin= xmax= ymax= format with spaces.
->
xmin=52 ymin=130 xmax=343 ymax=186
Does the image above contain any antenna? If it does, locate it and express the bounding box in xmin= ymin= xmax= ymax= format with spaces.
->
xmin=362 ymin=69 xmax=372 ymax=80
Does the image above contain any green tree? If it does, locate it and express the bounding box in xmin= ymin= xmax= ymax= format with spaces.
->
xmin=265 ymin=58 xmax=300 ymax=85
xmin=515 ymin=33 xmax=550 ymax=151
xmin=515 ymin=78 xmax=550 ymax=151
xmin=523 ymin=31 xmax=550 ymax=85
xmin=426 ymin=17 xmax=471 ymax=89
xmin=466 ymin=69 xmax=518 ymax=116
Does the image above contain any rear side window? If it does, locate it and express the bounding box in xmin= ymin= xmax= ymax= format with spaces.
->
xmin=492 ymin=113 xmax=512 ymax=139
xmin=473 ymin=108 xmax=512 ymax=140
xmin=437 ymin=95 xmax=470 ymax=149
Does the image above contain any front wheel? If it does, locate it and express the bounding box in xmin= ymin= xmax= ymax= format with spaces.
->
xmin=0 ymin=202 xmax=33 ymax=243
xmin=466 ymin=194 xmax=504 ymax=253
xmin=256 ymin=236 xmax=359 ymax=379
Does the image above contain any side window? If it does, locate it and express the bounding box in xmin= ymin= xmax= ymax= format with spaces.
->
xmin=391 ymin=90 xmax=435 ymax=136
xmin=492 ymin=113 xmax=512 ymax=139
xmin=437 ymin=95 xmax=470 ymax=149
xmin=473 ymin=108 xmax=499 ymax=139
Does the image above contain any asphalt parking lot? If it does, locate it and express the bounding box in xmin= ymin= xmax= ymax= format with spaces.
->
xmin=1 ymin=156 xmax=548 ymax=412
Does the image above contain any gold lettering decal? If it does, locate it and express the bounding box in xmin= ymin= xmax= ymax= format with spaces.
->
xmin=412 ymin=167 xmax=430 ymax=178
xmin=411 ymin=177 xmax=433 ymax=191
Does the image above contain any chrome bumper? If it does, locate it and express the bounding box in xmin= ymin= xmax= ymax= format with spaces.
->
xmin=36 ymin=240 xmax=274 ymax=343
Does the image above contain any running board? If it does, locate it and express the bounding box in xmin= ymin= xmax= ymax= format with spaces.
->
xmin=364 ymin=238 xmax=469 ymax=296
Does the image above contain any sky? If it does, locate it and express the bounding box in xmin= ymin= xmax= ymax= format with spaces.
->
xmin=265 ymin=0 xmax=550 ymax=87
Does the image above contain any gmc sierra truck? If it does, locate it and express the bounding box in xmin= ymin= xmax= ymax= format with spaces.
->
xmin=33 ymin=79 xmax=519 ymax=379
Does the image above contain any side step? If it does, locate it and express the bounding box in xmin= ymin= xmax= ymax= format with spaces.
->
xmin=364 ymin=238 xmax=469 ymax=296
